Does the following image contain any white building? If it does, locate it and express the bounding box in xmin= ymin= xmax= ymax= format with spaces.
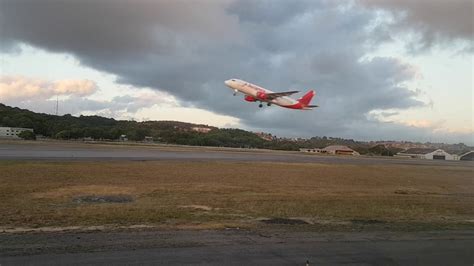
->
xmin=0 ymin=127 xmax=34 ymax=139
xmin=396 ymin=148 xmax=456 ymax=160
xmin=425 ymin=149 xmax=456 ymax=160
xmin=191 ymin=127 xmax=212 ymax=133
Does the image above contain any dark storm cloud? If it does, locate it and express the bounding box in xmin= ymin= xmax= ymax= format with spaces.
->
xmin=0 ymin=0 xmax=467 ymax=142
xmin=227 ymin=0 xmax=324 ymax=26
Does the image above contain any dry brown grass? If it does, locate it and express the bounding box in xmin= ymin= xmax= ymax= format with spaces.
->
xmin=0 ymin=160 xmax=472 ymax=230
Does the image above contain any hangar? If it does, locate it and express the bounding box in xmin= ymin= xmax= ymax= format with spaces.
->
xmin=458 ymin=151 xmax=474 ymax=161
xmin=396 ymin=148 xmax=456 ymax=160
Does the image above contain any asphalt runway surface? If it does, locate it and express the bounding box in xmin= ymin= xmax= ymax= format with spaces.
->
xmin=0 ymin=142 xmax=472 ymax=166
xmin=1 ymin=229 xmax=473 ymax=265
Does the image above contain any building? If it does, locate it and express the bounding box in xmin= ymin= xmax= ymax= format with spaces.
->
xmin=458 ymin=151 xmax=474 ymax=161
xmin=255 ymin=132 xmax=274 ymax=141
xmin=300 ymin=145 xmax=359 ymax=156
xmin=191 ymin=127 xmax=212 ymax=133
xmin=396 ymin=148 xmax=456 ymax=160
xmin=322 ymin=145 xmax=360 ymax=155
xmin=0 ymin=127 xmax=34 ymax=139
xmin=300 ymin=148 xmax=324 ymax=153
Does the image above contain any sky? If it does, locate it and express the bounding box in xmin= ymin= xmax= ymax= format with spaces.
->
xmin=0 ymin=0 xmax=472 ymax=144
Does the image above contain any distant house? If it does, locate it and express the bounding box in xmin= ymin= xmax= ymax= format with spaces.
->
xmin=396 ymin=148 xmax=456 ymax=160
xmin=300 ymin=145 xmax=359 ymax=156
xmin=255 ymin=132 xmax=274 ymax=141
xmin=0 ymin=127 xmax=34 ymax=139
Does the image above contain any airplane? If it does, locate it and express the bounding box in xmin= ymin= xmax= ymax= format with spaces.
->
xmin=224 ymin=79 xmax=318 ymax=110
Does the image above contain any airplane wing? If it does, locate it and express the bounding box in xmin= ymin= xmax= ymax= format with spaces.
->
xmin=265 ymin=90 xmax=299 ymax=100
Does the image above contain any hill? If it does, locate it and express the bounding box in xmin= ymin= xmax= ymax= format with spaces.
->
xmin=1 ymin=103 xmax=470 ymax=155
xmin=0 ymin=103 xmax=273 ymax=149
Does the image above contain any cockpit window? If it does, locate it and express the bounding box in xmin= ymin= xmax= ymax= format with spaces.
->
xmin=232 ymin=79 xmax=235 ymax=81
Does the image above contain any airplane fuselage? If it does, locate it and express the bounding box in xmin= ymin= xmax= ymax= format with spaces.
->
xmin=225 ymin=79 xmax=305 ymax=109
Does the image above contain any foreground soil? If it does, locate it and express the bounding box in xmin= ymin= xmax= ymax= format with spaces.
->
xmin=0 ymin=160 xmax=473 ymax=231
xmin=1 ymin=229 xmax=473 ymax=265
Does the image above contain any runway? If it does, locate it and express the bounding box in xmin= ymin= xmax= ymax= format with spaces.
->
xmin=1 ymin=229 xmax=473 ymax=265
xmin=0 ymin=141 xmax=471 ymax=166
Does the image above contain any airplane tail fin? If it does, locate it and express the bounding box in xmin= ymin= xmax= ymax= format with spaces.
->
xmin=298 ymin=90 xmax=316 ymax=106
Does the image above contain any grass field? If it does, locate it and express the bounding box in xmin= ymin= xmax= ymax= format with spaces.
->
xmin=0 ymin=160 xmax=473 ymax=231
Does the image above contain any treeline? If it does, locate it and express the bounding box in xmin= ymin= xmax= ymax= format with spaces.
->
xmin=0 ymin=103 xmax=403 ymax=154
xmin=0 ymin=104 xmax=272 ymax=148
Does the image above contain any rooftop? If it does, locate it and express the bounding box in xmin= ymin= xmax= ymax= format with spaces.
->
xmin=399 ymin=148 xmax=438 ymax=155
xmin=322 ymin=145 xmax=355 ymax=151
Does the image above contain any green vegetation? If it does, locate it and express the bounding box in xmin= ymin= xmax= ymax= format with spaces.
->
xmin=0 ymin=103 xmax=304 ymax=150
xmin=0 ymin=103 xmax=267 ymax=146
xmin=18 ymin=130 xmax=36 ymax=140
xmin=368 ymin=144 xmax=402 ymax=156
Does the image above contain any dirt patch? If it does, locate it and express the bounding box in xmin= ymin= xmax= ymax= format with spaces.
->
xmin=312 ymin=219 xmax=351 ymax=225
xmin=350 ymin=219 xmax=386 ymax=225
xmin=261 ymin=218 xmax=309 ymax=225
xmin=73 ymin=195 xmax=133 ymax=204
xmin=180 ymin=205 xmax=214 ymax=211
xmin=0 ymin=224 xmax=155 ymax=234
xmin=394 ymin=188 xmax=428 ymax=195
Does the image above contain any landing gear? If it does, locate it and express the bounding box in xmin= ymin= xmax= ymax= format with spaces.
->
xmin=258 ymin=103 xmax=263 ymax=108
xmin=233 ymin=89 xmax=238 ymax=96
xmin=267 ymin=102 xmax=272 ymax=106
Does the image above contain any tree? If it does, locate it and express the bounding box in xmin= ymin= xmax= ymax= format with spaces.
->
xmin=18 ymin=130 xmax=36 ymax=140
xmin=55 ymin=130 xmax=71 ymax=139
xmin=367 ymin=144 xmax=394 ymax=156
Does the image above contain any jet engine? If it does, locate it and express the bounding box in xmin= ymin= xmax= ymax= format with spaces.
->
xmin=256 ymin=91 xmax=267 ymax=100
xmin=244 ymin=95 xmax=257 ymax=102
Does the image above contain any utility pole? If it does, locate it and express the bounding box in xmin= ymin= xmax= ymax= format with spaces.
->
xmin=55 ymin=96 xmax=59 ymax=116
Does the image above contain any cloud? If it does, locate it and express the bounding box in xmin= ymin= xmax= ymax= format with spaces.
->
xmin=0 ymin=75 xmax=178 ymax=116
xmin=110 ymin=90 xmax=178 ymax=113
xmin=359 ymin=0 xmax=473 ymax=51
xmin=2 ymin=91 xmax=173 ymax=119
xmin=0 ymin=75 xmax=97 ymax=101
xmin=0 ymin=0 xmax=241 ymax=59
xmin=365 ymin=110 xmax=473 ymax=144
xmin=0 ymin=0 xmax=469 ymax=143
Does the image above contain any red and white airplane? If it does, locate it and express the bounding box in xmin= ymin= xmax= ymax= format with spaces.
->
xmin=225 ymin=79 xmax=318 ymax=110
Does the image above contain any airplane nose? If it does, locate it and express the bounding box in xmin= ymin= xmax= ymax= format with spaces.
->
xmin=224 ymin=80 xmax=231 ymax=86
